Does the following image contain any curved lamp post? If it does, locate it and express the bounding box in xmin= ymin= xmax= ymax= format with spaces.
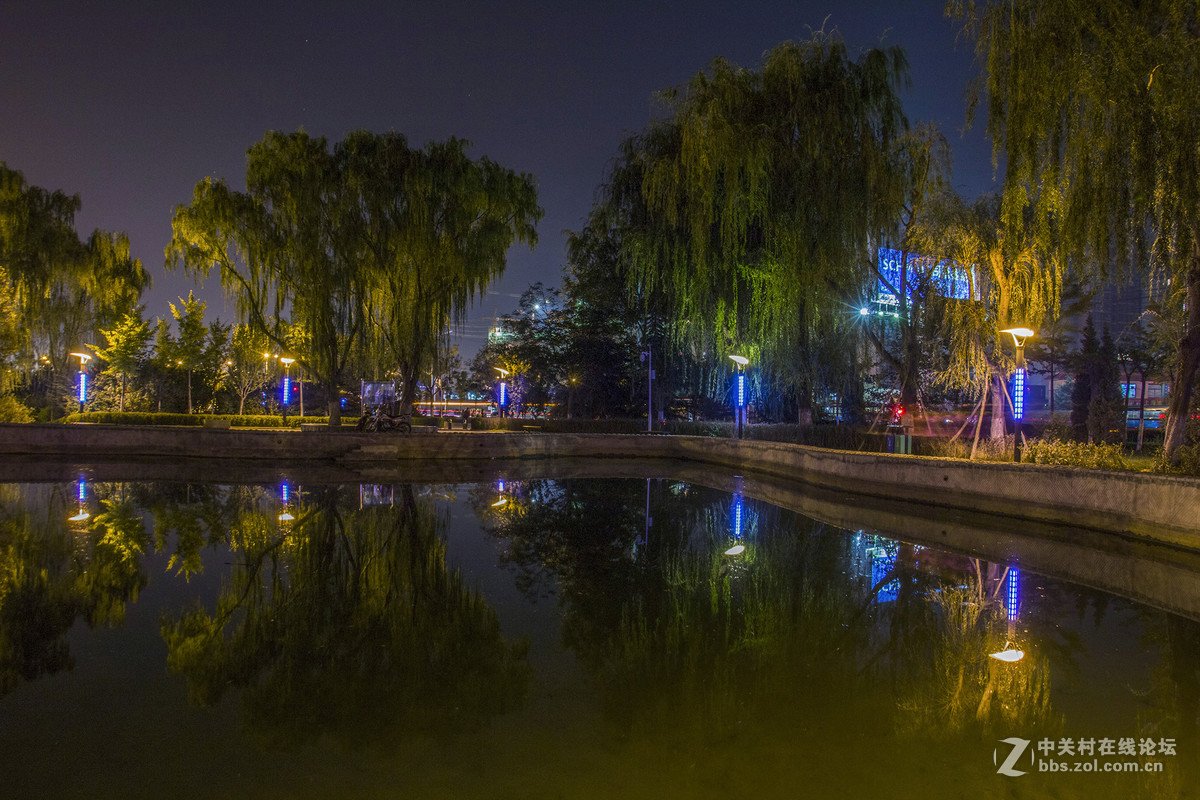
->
xmin=729 ymin=355 xmax=749 ymax=439
xmin=1001 ymin=328 xmax=1035 ymax=462
xmin=69 ymin=351 xmax=92 ymax=414
xmin=494 ymin=367 xmax=510 ymax=418
xmin=280 ymin=357 xmax=295 ymax=422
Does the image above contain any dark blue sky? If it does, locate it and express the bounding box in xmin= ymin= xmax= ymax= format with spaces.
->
xmin=1 ymin=0 xmax=994 ymax=353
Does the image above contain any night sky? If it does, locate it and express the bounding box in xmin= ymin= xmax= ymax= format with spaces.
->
xmin=1 ymin=0 xmax=994 ymax=354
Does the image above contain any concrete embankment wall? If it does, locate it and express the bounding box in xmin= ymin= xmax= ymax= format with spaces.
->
xmin=3 ymin=423 xmax=1199 ymax=546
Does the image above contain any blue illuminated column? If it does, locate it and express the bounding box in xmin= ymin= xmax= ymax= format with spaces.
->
xmin=1011 ymin=367 xmax=1025 ymax=421
xmin=1001 ymin=328 xmax=1035 ymax=462
xmin=70 ymin=351 xmax=92 ymax=414
xmin=494 ymin=367 xmax=510 ymax=418
xmin=280 ymin=357 xmax=295 ymax=420
xmin=729 ymin=355 xmax=749 ymax=439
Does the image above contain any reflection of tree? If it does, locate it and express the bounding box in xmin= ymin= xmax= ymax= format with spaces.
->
xmin=162 ymin=486 xmax=529 ymax=748
xmin=477 ymin=480 xmax=879 ymax=741
xmin=0 ymin=483 xmax=149 ymax=697
xmin=897 ymin=580 xmax=1056 ymax=737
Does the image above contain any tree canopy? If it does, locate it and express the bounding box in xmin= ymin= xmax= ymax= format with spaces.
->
xmin=167 ymin=130 xmax=540 ymax=424
xmin=952 ymin=0 xmax=1200 ymax=458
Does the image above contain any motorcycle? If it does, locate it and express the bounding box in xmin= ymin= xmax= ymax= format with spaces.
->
xmin=356 ymin=404 xmax=412 ymax=434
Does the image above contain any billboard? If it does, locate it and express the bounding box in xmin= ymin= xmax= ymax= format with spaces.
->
xmin=876 ymin=247 xmax=975 ymax=306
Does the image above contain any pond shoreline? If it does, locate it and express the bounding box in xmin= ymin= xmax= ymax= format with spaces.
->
xmin=3 ymin=422 xmax=1199 ymax=548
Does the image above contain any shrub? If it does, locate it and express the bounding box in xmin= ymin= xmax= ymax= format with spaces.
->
xmin=0 ymin=394 xmax=34 ymax=423
xmin=1022 ymin=438 xmax=1126 ymax=470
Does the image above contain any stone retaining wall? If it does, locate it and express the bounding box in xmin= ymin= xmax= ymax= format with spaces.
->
xmin=3 ymin=423 xmax=1198 ymax=544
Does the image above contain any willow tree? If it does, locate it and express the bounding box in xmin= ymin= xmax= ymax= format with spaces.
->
xmin=951 ymin=0 xmax=1200 ymax=459
xmin=626 ymin=34 xmax=910 ymax=421
xmin=932 ymin=193 xmax=1063 ymax=439
xmin=340 ymin=132 xmax=541 ymax=411
xmin=1 ymin=163 xmax=147 ymax=410
xmin=168 ymin=130 xmax=539 ymax=424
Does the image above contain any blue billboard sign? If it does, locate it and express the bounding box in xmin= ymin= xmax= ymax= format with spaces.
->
xmin=877 ymin=247 xmax=975 ymax=306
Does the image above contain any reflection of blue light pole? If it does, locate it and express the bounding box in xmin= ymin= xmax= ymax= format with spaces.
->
xmin=279 ymin=482 xmax=294 ymax=522
xmin=1005 ymin=567 xmax=1020 ymax=621
xmin=1001 ymin=328 xmax=1035 ymax=462
xmin=69 ymin=476 xmax=90 ymax=522
xmin=70 ymin=351 xmax=92 ymax=414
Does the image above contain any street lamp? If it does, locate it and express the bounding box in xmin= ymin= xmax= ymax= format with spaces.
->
xmin=69 ymin=351 xmax=92 ymax=414
xmin=280 ymin=357 xmax=295 ymax=422
xmin=495 ymin=367 xmax=510 ymax=418
xmin=640 ymin=349 xmax=654 ymax=432
xmin=729 ymin=355 xmax=749 ymax=439
xmin=1001 ymin=328 xmax=1035 ymax=462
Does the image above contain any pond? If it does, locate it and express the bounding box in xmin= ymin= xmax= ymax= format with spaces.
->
xmin=0 ymin=466 xmax=1196 ymax=799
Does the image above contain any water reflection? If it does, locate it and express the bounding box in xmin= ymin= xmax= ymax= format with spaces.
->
xmin=161 ymin=483 xmax=530 ymax=747
xmin=1 ymin=472 xmax=1198 ymax=798
xmin=474 ymin=477 xmax=1199 ymax=796
xmin=0 ymin=480 xmax=150 ymax=697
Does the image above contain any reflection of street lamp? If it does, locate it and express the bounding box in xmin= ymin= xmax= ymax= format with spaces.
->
xmin=280 ymin=357 xmax=295 ymax=422
xmin=494 ymin=367 xmax=509 ymax=418
xmin=1001 ymin=328 xmax=1035 ymax=462
xmin=278 ymin=482 xmax=294 ymax=522
xmin=68 ymin=477 xmax=90 ymax=522
xmin=729 ymin=355 xmax=749 ymax=439
xmin=70 ymin=351 xmax=92 ymax=414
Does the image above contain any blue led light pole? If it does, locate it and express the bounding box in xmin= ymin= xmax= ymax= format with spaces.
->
xmin=1001 ymin=328 xmax=1035 ymax=462
xmin=70 ymin=351 xmax=92 ymax=414
xmin=495 ymin=367 xmax=510 ymax=418
xmin=729 ymin=355 xmax=749 ymax=439
xmin=280 ymin=357 xmax=295 ymax=422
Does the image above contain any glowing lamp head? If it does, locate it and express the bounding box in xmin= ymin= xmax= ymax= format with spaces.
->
xmin=989 ymin=648 xmax=1025 ymax=663
xmin=728 ymin=355 xmax=749 ymax=368
xmin=860 ymin=307 xmax=870 ymax=316
xmin=1001 ymin=327 xmax=1036 ymax=348
xmin=724 ymin=544 xmax=746 ymax=556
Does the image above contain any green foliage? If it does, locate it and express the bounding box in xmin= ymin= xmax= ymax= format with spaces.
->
xmin=0 ymin=163 xmax=148 ymax=416
xmin=0 ymin=394 xmax=33 ymax=423
xmin=952 ymin=0 xmax=1200 ymax=459
xmin=1022 ymin=439 xmax=1127 ymax=470
xmin=168 ymin=130 xmax=541 ymax=425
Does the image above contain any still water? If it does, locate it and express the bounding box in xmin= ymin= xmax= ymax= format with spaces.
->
xmin=0 ymin=469 xmax=1197 ymax=799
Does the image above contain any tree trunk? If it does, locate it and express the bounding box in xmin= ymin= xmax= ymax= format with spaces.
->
xmin=1163 ymin=266 xmax=1200 ymax=461
xmin=187 ymin=368 xmax=193 ymax=414
xmin=119 ymin=372 xmax=127 ymax=413
xmin=989 ymin=374 xmax=1007 ymax=440
xmin=326 ymin=378 xmax=342 ymax=426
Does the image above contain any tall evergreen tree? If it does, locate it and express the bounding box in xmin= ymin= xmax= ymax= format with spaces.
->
xmin=1070 ymin=315 xmax=1099 ymax=441
xmin=93 ymin=306 xmax=151 ymax=413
